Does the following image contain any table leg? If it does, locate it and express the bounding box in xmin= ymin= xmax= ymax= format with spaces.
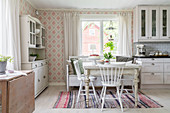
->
xmin=134 ymin=69 xmax=139 ymax=107
xmin=85 ymin=70 xmax=90 ymax=107
xmin=0 ymin=82 xmax=7 ymax=113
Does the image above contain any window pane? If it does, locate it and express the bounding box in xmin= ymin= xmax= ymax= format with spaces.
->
xmin=82 ymin=21 xmax=100 ymax=55
xmin=103 ymin=20 xmax=118 ymax=54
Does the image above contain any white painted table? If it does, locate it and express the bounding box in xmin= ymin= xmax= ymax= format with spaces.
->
xmin=83 ymin=62 xmax=141 ymax=107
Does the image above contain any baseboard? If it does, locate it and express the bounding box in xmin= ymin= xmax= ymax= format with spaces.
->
xmin=49 ymin=82 xmax=66 ymax=86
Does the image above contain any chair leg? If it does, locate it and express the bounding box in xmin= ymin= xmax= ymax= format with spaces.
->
xmin=77 ymin=81 xmax=83 ymax=103
xmin=91 ymin=82 xmax=98 ymax=103
xmin=101 ymin=86 xmax=106 ymax=111
xmin=117 ymin=86 xmax=124 ymax=112
xmin=100 ymin=86 xmax=104 ymax=101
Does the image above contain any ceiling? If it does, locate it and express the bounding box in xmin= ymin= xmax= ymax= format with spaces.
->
xmin=28 ymin=0 xmax=170 ymax=10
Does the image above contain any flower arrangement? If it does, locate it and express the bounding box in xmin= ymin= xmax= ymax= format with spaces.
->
xmin=0 ymin=55 xmax=13 ymax=62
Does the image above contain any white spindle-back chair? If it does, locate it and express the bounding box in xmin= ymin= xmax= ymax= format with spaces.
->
xmin=99 ymin=63 xmax=125 ymax=112
xmin=73 ymin=60 xmax=98 ymax=103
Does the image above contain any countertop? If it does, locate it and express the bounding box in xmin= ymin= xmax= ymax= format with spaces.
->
xmin=133 ymin=56 xmax=170 ymax=58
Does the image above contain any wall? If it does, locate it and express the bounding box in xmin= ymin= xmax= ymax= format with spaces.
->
xmin=37 ymin=10 xmax=133 ymax=84
xmin=19 ymin=0 xmax=36 ymax=17
xmin=133 ymin=42 xmax=170 ymax=56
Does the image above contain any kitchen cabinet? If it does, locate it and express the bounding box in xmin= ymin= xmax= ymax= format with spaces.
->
xmin=160 ymin=7 xmax=170 ymax=39
xmin=138 ymin=6 xmax=159 ymax=40
xmin=137 ymin=58 xmax=170 ymax=89
xmin=134 ymin=5 xmax=170 ymax=42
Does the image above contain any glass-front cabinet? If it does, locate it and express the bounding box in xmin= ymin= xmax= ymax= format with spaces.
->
xmin=139 ymin=7 xmax=148 ymax=40
xmin=29 ymin=19 xmax=36 ymax=48
xmin=149 ymin=7 xmax=159 ymax=39
xmin=139 ymin=6 xmax=159 ymax=40
xmin=160 ymin=7 xmax=170 ymax=39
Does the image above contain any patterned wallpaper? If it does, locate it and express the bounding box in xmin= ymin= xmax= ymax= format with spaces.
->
xmin=19 ymin=0 xmax=36 ymax=17
xmin=19 ymin=0 xmax=133 ymax=83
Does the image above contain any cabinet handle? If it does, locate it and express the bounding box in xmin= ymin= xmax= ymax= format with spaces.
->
xmin=35 ymin=65 xmax=37 ymax=67
xmin=147 ymin=37 xmax=149 ymax=39
xmin=41 ymin=63 xmax=43 ymax=66
xmin=43 ymin=76 xmax=46 ymax=79
xmin=152 ymin=58 xmax=155 ymax=60
xmin=151 ymin=73 xmax=154 ymax=75
xmin=38 ymin=79 xmax=40 ymax=82
xmin=152 ymin=63 xmax=155 ymax=65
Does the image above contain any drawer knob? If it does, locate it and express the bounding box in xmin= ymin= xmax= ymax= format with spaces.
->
xmin=41 ymin=63 xmax=43 ymax=66
xmin=152 ymin=58 xmax=155 ymax=60
xmin=35 ymin=65 xmax=37 ymax=67
xmin=43 ymin=76 xmax=46 ymax=78
xmin=151 ymin=73 xmax=154 ymax=75
xmin=38 ymin=79 xmax=40 ymax=82
xmin=152 ymin=63 xmax=155 ymax=65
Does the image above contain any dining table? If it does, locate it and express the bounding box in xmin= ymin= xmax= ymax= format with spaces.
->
xmin=83 ymin=62 xmax=142 ymax=108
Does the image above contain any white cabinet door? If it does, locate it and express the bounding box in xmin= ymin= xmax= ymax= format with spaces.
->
xmin=164 ymin=63 xmax=170 ymax=72
xmin=139 ymin=6 xmax=149 ymax=40
xmin=141 ymin=73 xmax=163 ymax=84
xmin=33 ymin=68 xmax=39 ymax=96
xmin=164 ymin=73 xmax=170 ymax=84
xmin=142 ymin=62 xmax=163 ymax=73
xmin=149 ymin=7 xmax=160 ymax=40
xmin=160 ymin=7 xmax=170 ymax=39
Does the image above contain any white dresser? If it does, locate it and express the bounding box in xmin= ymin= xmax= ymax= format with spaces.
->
xmin=20 ymin=15 xmax=48 ymax=97
xmin=137 ymin=58 xmax=170 ymax=89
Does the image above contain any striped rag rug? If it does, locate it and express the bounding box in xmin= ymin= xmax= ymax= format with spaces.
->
xmin=53 ymin=90 xmax=163 ymax=109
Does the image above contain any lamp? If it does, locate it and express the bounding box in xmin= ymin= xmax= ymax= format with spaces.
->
xmin=106 ymin=20 xmax=116 ymax=41
xmin=90 ymin=44 xmax=96 ymax=54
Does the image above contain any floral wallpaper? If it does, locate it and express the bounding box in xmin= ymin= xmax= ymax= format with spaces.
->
xmin=19 ymin=0 xmax=133 ymax=84
xmin=19 ymin=0 xmax=36 ymax=17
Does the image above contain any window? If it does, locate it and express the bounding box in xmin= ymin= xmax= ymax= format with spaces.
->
xmin=81 ymin=19 xmax=119 ymax=56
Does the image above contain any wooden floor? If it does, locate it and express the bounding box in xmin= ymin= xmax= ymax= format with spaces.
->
xmin=33 ymin=86 xmax=170 ymax=113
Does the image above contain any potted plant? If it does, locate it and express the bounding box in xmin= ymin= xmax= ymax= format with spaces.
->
xmin=103 ymin=41 xmax=115 ymax=64
xmin=29 ymin=53 xmax=39 ymax=62
xmin=0 ymin=55 xmax=13 ymax=74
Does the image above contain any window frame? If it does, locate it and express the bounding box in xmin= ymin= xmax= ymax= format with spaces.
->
xmin=80 ymin=19 xmax=118 ymax=56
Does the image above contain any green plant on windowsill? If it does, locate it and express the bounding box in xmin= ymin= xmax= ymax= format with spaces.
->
xmin=103 ymin=41 xmax=115 ymax=60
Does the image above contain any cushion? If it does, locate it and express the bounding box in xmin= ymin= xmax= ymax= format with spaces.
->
xmin=116 ymin=56 xmax=134 ymax=62
xmin=70 ymin=58 xmax=84 ymax=74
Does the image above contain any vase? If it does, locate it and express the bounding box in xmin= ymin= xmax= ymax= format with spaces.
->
xmin=0 ymin=61 xmax=7 ymax=75
xmin=105 ymin=59 xmax=110 ymax=65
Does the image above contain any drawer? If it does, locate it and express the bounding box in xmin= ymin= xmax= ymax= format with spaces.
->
xmin=141 ymin=73 xmax=163 ymax=84
xmin=43 ymin=61 xmax=48 ymax=65
xmin=164 ymin=58 xmax=170 ymax=62
xmin=32 ymin=63 xmax=38 ymax=69
xmin=164 ymin=63 xmax=170 ymax=72
xmin=141 ymin=62 xmax=163 ymax=72
xmin=164 ymin=73 xmax=170 ymax=84
xmin=139 ymin=58 xmax=163 ymax=63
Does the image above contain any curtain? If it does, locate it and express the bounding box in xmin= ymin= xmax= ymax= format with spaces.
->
xmin=117 ymin=12 xmax=132 ymax=57
xmin=63 ymin=12 xmax=80 ymax=61
xmin=0 ymin=0 xmax=21 ymax=70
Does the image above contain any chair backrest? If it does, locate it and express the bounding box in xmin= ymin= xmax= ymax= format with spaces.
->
xmin=73 ymin=60 xmax=82 ymax=80
xmin=99 ymin=63 xmax=125 ymax=85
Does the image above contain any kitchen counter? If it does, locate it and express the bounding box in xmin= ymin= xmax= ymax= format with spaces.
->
xmin=133 ymin=56 xmax=170 ymax=58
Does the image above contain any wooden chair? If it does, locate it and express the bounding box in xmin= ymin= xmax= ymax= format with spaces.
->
xmin=73 ymin=60 xmax=98 ymax=103
xmin=99 ymin=63 xmax=125 ymax=112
